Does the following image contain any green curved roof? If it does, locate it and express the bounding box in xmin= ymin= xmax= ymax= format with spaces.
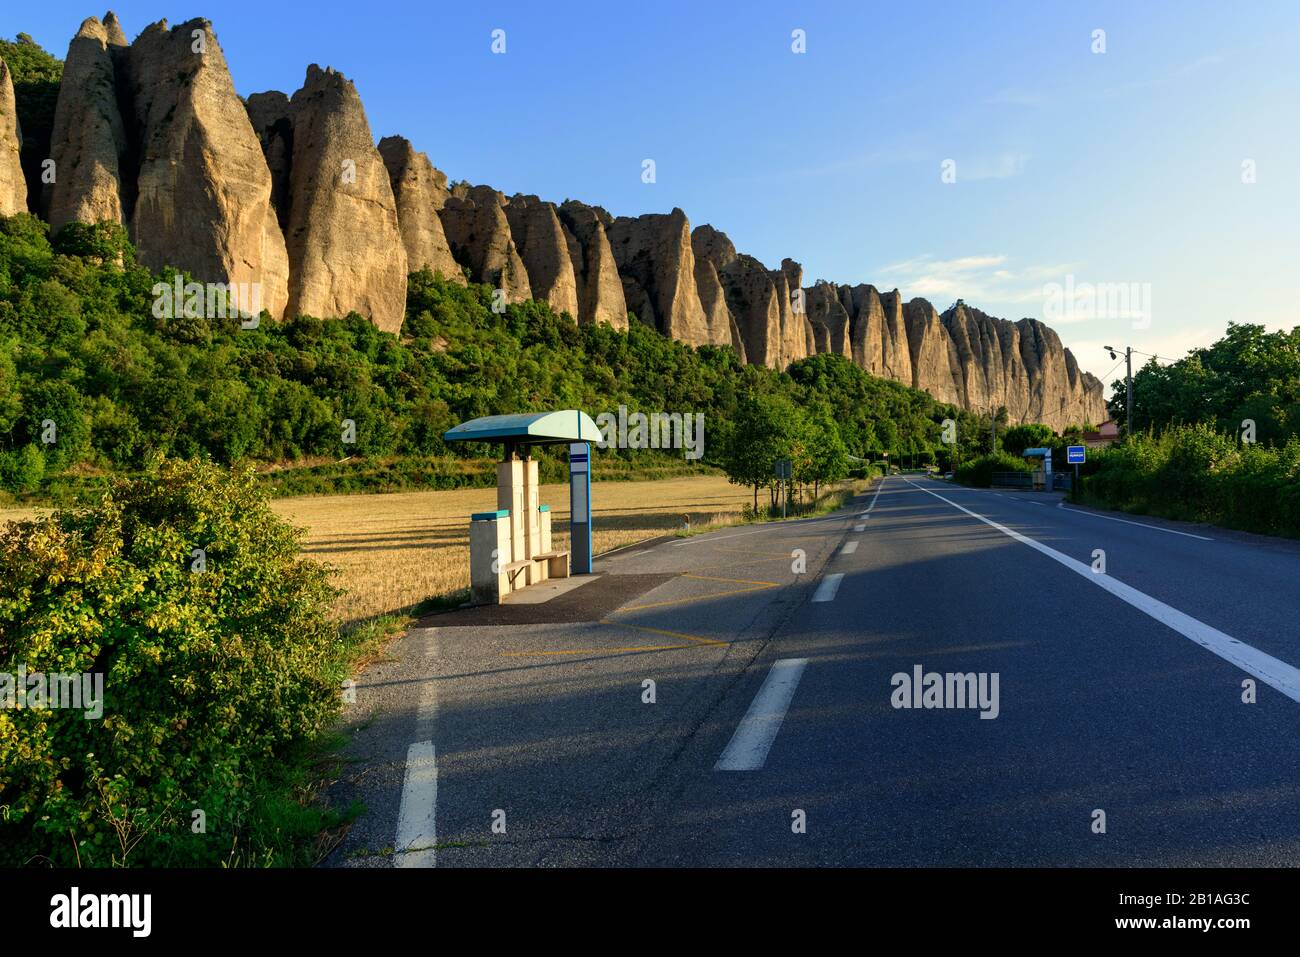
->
xmin=443 ymin=410 xmax=603 ymax=445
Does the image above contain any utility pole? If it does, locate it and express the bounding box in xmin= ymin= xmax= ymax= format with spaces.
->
xmin=1126 ymin=348 xmax=1133 ymax=436
xmin=1105 ymin=345 xmax=1135 ymax=437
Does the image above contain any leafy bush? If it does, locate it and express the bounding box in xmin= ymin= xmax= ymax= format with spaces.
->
xmin=1083 ymin=425 xmax=1300 ymax=537
xmin=0 ymin=442 xmax=43 ymax=491
xmin=955 ymin=451 xmax=1034 ymax=487
xmin=0 ymin=458 xmax=344 ymax=866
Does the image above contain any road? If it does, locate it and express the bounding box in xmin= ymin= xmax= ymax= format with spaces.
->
xmin=326 ymin=476 xmax=1300 ymax=867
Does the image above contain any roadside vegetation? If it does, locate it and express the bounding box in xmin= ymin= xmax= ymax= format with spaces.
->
xmin=1080 ymin=424 xmax=1300 ymax=538
xmin=0 ymin=459 xmax=363 ymax=867
xmin=0 ymin=214 xmax=956 ymax=506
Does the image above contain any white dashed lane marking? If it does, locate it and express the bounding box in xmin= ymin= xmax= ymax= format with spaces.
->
xmin=812 ymin=573 xmax=844 ymax=603
xmin=715 ymin=659 xmax=809 ymax=771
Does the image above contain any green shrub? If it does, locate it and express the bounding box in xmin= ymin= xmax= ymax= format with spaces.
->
xmin=0 ymin=458 xmax=343 ymax=866
xmin=955 ymin=451 xmax=1033 ymax=487
xmin=0 ymin=442 xmax=44 ymax=491
xmin=1082 ymin=426 xmax=1300 ymax=537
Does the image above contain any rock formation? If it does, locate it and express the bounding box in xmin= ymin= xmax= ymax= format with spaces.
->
xmin=439 ymin=185 xmax=531 ymax=304
xmin=45 ymin=16 xmax=127 ymax=232
xmin=379 ymin=135 xmax=463 ymax=284
xmin=0 ymin=57 xmax=27 ymax=217
xmin=689 ymin=225 xmax=746 ymax=356
xmin=103 ymin=10 xmax=129 ymax=46
xmin=21 ymin=11 xmax=1106 ymax=428
xmin=719 ymin=255 xmax=782 ymax=368
xmin=940 ymin=302 xmax=1104 ymax=428
xmin=244 ymin=91 xmax=292 ymax=231
xmin=505 ymin=194 xmax=580 ymax=318
xmin=127 ymin=18 xmax=289 ymax=319
xmin=770 ymin=261 xmax=809 ymax=367
xmin=806 ymin=282 xmax=853 ymax=360
xmin=284 ymin=64 xmax=406 ymax=332
xmin=607 ymin=209 xmax=710 ymax=345
xmin=556 ymin=200 xmax=627 ymax=329
xmin=901 ymin=298 xmax=963 ymax=406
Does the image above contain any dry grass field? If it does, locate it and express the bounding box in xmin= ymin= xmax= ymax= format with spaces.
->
xmin=0 ymin=475 xmax=847 ymax=625
xmin=270 ymin=474 xmax=754 ymax=623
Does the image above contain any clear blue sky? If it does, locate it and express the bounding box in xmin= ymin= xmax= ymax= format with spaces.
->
xmin=6 ymin=1 xmax=1299 ymax=387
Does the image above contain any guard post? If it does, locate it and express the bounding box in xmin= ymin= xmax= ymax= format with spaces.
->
xmin=569 ymin=442 xmax=592 ymax=575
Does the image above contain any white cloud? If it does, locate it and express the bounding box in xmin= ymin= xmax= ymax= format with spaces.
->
xmin=878 ymin=254 xmax=1079 ymax=306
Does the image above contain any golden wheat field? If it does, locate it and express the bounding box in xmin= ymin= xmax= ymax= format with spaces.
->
xmin=0 ymin=475 xmax=755 ymax=624
xmin=270 ymin=474 xmax=755 ymax=623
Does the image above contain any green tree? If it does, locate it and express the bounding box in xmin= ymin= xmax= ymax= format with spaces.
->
xmin=1001 ymin=422 xmax=1055 ymax=456
xmin=722 ymin=392 xmax=802 ymax=510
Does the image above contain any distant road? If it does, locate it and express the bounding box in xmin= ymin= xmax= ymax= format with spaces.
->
xmin=328 ymin=477 xmax=1300 ymax=867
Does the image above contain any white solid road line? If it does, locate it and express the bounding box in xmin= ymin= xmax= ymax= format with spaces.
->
xmin=715 ymin=658 xmax=809 ymax=771
xmin=905 ymin=481 xmax=1300 ymax=704
xmin=1057 ymin=501 xmax=1214 ymax=541
xmin=812 ymin=572 xmax=845 ymax=602
xmin=395 ymin=630 xmax=439 ymax=867
xmin=864 ymin=477 xmax=886 ymax=512
xmin=842 ymin=541 xmax=859 ymax=555
xmin=395 ymin=740 xmax=438 ymax=867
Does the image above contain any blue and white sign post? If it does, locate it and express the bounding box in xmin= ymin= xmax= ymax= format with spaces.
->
xmin=569 ymin=442 xmax=592 ymax=574
xmin=1067 ymin=445 xmax=1086 ymax=500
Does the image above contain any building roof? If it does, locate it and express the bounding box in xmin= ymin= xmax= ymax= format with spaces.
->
xmin=443 ymin=410 xmax=603 ymax=446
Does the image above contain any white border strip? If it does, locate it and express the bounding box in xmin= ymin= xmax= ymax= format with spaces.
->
xmin=905 ymin=480 xmax=1300 ymax=703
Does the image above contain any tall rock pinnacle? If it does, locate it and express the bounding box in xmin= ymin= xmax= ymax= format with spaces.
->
xmin=46 ymin=16 xmax=128 ymax=232
xmin=379 ymin=135 xmax=464 ymax=285
xmin=285 ymin=64 xmax=407 ymax=332
xmin=0 ymin=57 xmax=27 ymax=217
xmin=127 ymin=18 xmax=289 ymax=319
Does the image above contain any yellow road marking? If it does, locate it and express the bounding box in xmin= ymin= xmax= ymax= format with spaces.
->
xmin=501 ymin=643 xmax=694 ymax=657
xmin=614 ymin=573 xmax=780 ymax=612
xmin=684 ymin=574 xmax=782 ymax=587
xmin=499 ymin=572 xmax=777 ymax=657
xmin=683 ymin=555 xmax=794 ymax=573
xmin=618 ymin=583 xmax=776 ymax=612
xmin=500 ymin=618 xmax=727 ymax=657
xmin=599 ymin=618 xmax=728 ymax=646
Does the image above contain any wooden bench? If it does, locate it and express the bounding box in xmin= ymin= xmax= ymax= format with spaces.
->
xmin=533 ymin=550 xmax=570 ymax=579
xmin=503 ymin=549 xmax=571 ymax=586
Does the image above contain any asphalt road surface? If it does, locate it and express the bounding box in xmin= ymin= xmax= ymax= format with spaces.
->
xmin=326 ymin=476 xmax=1300 ymax=867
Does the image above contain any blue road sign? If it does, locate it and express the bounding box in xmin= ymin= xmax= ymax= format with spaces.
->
xmin=1067 ymin=445 xmax=1086 ymax=464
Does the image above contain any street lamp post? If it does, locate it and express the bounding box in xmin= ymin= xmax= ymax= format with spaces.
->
xmin=1104 ymin=345 xmax=1134 ymax=437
